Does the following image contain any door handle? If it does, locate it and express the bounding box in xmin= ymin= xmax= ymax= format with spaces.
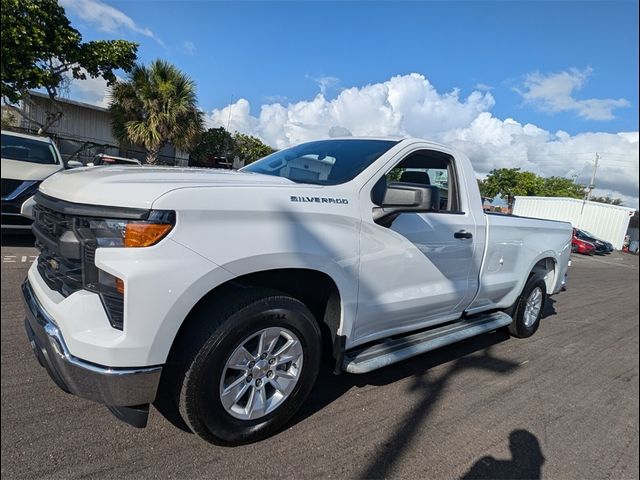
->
xmin=454 ymin=230 xmax=473 ymax=239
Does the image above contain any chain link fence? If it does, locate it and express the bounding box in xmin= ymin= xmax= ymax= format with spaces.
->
xmin=3 ymin=125 xmax=184 ymax=166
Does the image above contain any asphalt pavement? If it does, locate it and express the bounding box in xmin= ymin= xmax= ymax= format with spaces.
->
xmin=1 ymin=234 xmax=638 ymax=479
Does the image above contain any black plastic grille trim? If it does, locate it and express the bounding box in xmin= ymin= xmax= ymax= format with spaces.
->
xmin=32 ymin=201 xmax=125 ymax=330
xmin=1 ymin=178 xmax=23 ymax=197
xmin=34 ymin=192 xmax=149 ymax=219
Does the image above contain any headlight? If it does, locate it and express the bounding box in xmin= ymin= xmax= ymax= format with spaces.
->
xmin=75 ymin=210 xmax=175 ymax=330
xmin=80 ymin=210 xmax=175 ymax=248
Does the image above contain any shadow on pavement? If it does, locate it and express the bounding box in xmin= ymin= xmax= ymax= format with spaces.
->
xmin=295 ymin=296 xmax=558 ymax=441
xmin=286 ymin=329 xmax=521 ymax=478
xmin=461 ymin=429 xmax=545 ymax=480
xmin=356 ymin=341 xmax=520 ymax=479
xmin=295 ymin=329 xmax=511 ymax=423
xmin=542 ymin=296 xmax=557 ymax=320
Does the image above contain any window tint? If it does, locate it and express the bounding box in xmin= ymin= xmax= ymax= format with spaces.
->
xmin=242 ymin=139 xmax=398 ymax=185
xmin=386 ymin=150 xmax=460 ymax=212
xmin=1 ymin=134 xmax=59 ymax=165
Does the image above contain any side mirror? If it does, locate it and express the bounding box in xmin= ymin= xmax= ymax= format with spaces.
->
xmin=373 ymin=182 xmax=440 ymax=226
xmin=66 ymin=160 xmax=84 ymax=169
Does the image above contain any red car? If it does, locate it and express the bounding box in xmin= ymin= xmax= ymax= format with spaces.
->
xmin=572 ymin=235 xmax=596 ymax=255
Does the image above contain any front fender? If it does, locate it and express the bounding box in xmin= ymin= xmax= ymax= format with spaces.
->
xmin=218 ymin=252 xmax=358 ymax=337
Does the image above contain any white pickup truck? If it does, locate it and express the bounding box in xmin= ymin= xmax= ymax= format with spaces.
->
xmin=22 ymin=138 xmax=571 ymax=445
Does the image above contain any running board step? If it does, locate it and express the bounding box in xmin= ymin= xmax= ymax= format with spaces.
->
xmin=342 ymin=311 xmax=512 ymax=374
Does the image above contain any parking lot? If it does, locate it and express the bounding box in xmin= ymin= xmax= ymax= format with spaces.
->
xmin=1 ymin=236 xmax=638 ymax=479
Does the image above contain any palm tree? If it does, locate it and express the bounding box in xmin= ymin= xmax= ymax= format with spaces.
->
xmin=109 ymin=60 xmax=204 ymax=164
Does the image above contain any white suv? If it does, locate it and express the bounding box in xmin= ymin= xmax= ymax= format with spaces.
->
xmin=1 ymin=130 xmax=65 ymax=230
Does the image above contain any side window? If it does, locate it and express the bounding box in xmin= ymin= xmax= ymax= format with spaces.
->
xmin=385 ymin=150 xmax=461 ymax=212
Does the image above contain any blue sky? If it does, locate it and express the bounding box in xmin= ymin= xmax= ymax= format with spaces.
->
xmin=59 ymin=0 xmax=639 ymax=204
xmin=65 ymin=0 xmax=639 ymax=134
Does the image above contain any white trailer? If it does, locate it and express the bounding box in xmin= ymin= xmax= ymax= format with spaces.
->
xmin=513 ymin=196 xmax=636 ymax=250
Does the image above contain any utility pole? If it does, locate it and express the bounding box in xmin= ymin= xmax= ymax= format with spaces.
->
xmin=226 ymin=95 xmax=234 ymax=132
xmin=585 ymin=153 xmax=599 ymax=201
xmin=580 ymin=153 xmax=599 ymax=219
xmin=225 ymin=95 xmax=234 ymax=165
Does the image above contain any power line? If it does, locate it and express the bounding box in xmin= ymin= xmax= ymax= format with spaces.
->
xmin=473 ymin=156 xmax=638 ymax=166
xmin=533 ymin=161 xmax=638 ymax=168
xmin=596 ymin=153 xmax=640 ymax=157
xmin=475 ymin=152 xmax=637 ymax=159
xmin=480 ymin=154 xmax=637 ymax=160
xmin=495 ymin=152 xmax=638 ymax=158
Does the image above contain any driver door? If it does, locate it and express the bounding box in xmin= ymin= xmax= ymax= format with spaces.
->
xmin=353 ymin=149 xmax=482 ymax=344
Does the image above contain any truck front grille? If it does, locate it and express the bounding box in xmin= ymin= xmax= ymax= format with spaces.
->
xmin=32 ymin=198 xmax=124 ymax=330
xmin=33 ymin=204 xmax=71 ymax=239
xmin=33 ymin=204 xmax=82 ymax=297
xmin=36 ymin=250 xmax=83 ymax=297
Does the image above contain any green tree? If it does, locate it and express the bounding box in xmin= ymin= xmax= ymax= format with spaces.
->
xmin=477 ymin=178 xmax=491 ymax=200
xmin=109 ymin=60 xmax=204 ymax=164
xmin=190 ymin=127 xmax=234 ymax=162
xmin=540 ymin=176 xmax=586 ymax=198
xmin=0 ymin=107 xmax=17 ymax=129
xmin=233 ymin=132 xmax=275 ymax=164
xmin=590 ymin=195 xmax=624 ymax=206
xmin=481 ymin=168 xmax=544 ymax=209
xmin=518 ymin=171 xmax=545 ymax=196
xmin=1 ymin=0 xmax=137 ymax=132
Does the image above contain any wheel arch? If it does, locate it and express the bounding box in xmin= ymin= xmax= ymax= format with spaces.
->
xmin=165 ymin=267 xmax=345 ymax=366
xmin=528 ymin=255 xmax=557 ymax=294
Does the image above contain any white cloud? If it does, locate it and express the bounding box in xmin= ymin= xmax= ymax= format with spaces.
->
xmin=518 ymin=67 xmax=631 ymax=120
xmin=208 ymin=73 xmax=495 ymax=147
xmin=60 ymin=67 xmax=121 ymax=108
xmin=310 ymin=76 xmax=340 ymax=96
xmin=474 ymin=83 xmax=493 ymax=91
xmin=59 ymin=0 xmax=163 ymax=45
xmin=205 ymin=73 xmax=639 ymax=207
xmin=68 ymin=75 xmax=111 ymax=107
xmin=263 ymin=95 xmax=288 ymax=104
xmin=181 ymin=41 xmax=196 ymax=56
xmin=443 ymin=117 xmax=638 ymax=204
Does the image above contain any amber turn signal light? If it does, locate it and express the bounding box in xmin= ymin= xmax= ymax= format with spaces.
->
xmin=115 ymin=277 xmax=125 ymax=295
xmin=124 ymin=223 xmax=173 ymax=247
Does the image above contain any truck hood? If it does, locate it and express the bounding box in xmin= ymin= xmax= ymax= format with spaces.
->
xmin=39 ymin=166 xmax=296 ymax=209
xmin=1 ymin=157 xmax=63 ymax=181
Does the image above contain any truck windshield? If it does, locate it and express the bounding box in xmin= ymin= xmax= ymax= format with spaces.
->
xmin=242 ymin=139 xmax=398 ymax=185
xmin=1 ymin=134 xmax=59 ymax=165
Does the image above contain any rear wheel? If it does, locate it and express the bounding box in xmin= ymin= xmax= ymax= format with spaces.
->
xmin=507 ymin=274 xmax=547 ymax=338
xmin=168 ymin=288 xmax=321 ymax=445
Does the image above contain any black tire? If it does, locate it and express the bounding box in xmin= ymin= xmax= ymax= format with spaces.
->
xmin=506 ymin=273 xmax=547 ymax=338
xmin=169 ymin=288 xmax=321 ymax=445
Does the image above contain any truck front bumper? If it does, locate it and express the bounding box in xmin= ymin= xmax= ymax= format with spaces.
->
xmin=22 ymin=280 xmax=162 ymax=408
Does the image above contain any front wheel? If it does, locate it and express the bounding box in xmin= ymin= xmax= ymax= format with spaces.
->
xmin=507 ymin=274 xmax=547 ymax=338
xmin=173 ymin=289 xmax=322 ymax=445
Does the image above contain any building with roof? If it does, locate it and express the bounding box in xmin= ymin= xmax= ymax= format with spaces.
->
xmin=5 ymin=92 xmax=189 ymax=166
